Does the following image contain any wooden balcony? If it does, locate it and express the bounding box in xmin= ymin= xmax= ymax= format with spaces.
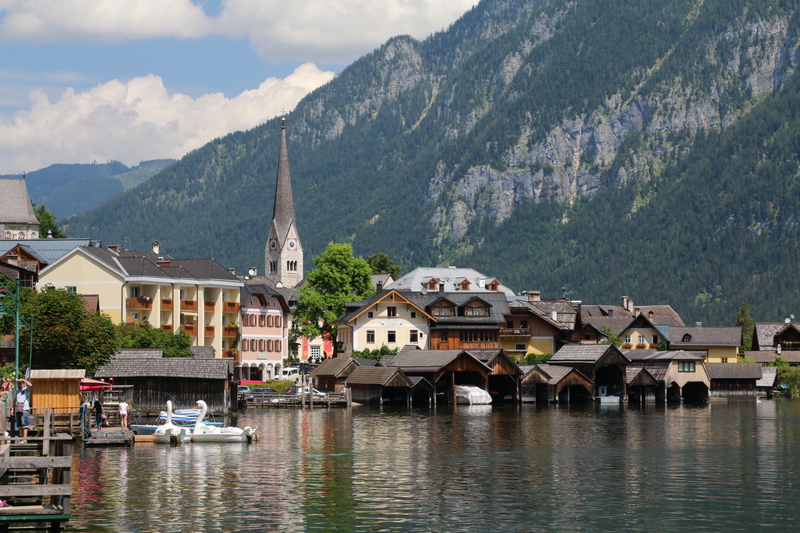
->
xmin=204 ymin=325 xmax=215 ymax=336
xmin=223 ymin=350 xmax=241 ymax=362
xmin=222 ymin=301 xmax=239 ymax=313
xmin=499 ymin=328 xmax=531 ymax=337
xmin=161 ymin=298 xmax=173 ymax=310
xmin=126 ymin=296 xmax=153 ymax=310
xmin=181 ymin=324 xmax=197 ymax=336
xmin=222 ymin=326 xmax=239 ymax=338
xmin=180 ymin=299 xmax=197 ymax=312
xmin=162 ymin=324 xmax=173 ymax=332
xmin=204 ymin=301 xmax=216 ymax=312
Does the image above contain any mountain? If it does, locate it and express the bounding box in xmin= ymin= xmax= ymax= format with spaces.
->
xmin=1 ymin=159 xmax=174 ymax=219
xmin=64 ymin=0 xmax=800 ymax=325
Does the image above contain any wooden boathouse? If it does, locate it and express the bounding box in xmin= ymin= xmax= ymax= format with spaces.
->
xmin=94 ymin=349 xmax=235 ymax=414
xmin=519 ymin=364 xmax=593 ymax=403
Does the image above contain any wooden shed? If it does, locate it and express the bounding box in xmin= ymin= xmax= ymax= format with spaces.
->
xmin=706 ymin=363 xmax=762 ymax=397
xmin=520 ymin=364 xmax=593 ymax=403
xmin=549 ymin=344 xmax=630 ymax=400
xmin=311 ymin=358 xmax=360 ymax=393
xmin=29 ymin=369 xmax=85 ymax=413
xmin=469 ymin=349 xmax=523 ymax=402
xmin=346 ymin=367 xmax=413 ymax=404
xmin=94 ymin=349 xmax=235 ymax=414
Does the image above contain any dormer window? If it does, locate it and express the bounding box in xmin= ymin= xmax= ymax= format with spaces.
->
xmin=682 ymin=334 xmax=692 ymax=342
xmin=459 ymin=280 xmax=471 ymax=291
xmin=431 ymin=304 xmax=455 ymax=317
xmin=465 ymin=305 xmax=489 ymax=317
xmin=427 ymin=280 xmax=438 ymax=291
xmin=488 ymin=281 xmax=499 ymax=291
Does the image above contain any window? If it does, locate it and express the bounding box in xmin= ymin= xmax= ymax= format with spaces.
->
xmin=652 ymin=335 xmax=659 ymax=344
xmin=410 ymin=330 xmax=418 ymax=344
xmin=368 ymin=311 xmax=374 ymax=319
xmin=515 ymin=344 xmax=526 ymax=351
xmin=678 ymin=361 xmax=696 ymax=372
xmin=129 ymin=286 xmax=141 ymax=298
xmin=440 ymin=332 xmax=449 ymax=342
xmin=520 ymin=320 xmax=528 ymax=329
xmin=432 ymin=306 xmax=454 ymax=317
xmin=638 ymin=335 xmax=646 ymax=344
xmin=310 ymin=346 xmax=320 ymax=359
xmin=65 ymin=286 xmax=77 ymax=293
xmin=275 ymin=340 xmax=281 ymax=352
xmin=387 ymin=331 xmax=396 ymax=343
xmin=721 ymin=357 xmax=728 ymax=363
xmin=267 ymin=315 xmax=273 ymax=327
xmin=507 ymin=321 xmax=514 ymax=329
xmin=459 ymin=280 xmax=470 ymax=291
xmin=427 ymin=280 xmax=438 ymax=291
xmin=259 ymin=339 xmax=266 ymax=351
xmin=625 ymin=335 xmax=631 ymax=344
xmin=366 ymin=330 xmax=375 ymax=344
xmin=287 ymin=261 xmax=297 ymax=272
xmin=410 ymin=312 xmax=416 ymax=319
xmin=465 ymin=306 xmax=489 ymax=316
xmin=275 ymin=316 xmax=281 ymax=328
xmin=489 ymin=281 xmax=499 ymax=291
xmin=269 ymin=261 xmax=277 ymax=273
xmin=259 ymin=314 xmax=265 ymax=327
xmin=387 ymin=306 xmax=397 ymax=317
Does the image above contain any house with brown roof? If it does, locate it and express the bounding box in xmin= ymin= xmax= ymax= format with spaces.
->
xmin=519 ymin=364 xmax=593 ymax=403
xmin=667 ymin=326 xmax=741 ymax=362
xmin=705 ymin=363 xmax=762 ymax=398
xmin=502 ymin=293 xmax=575 ymax=360
xmin=624 ymin=350 xmax=710 ymax=402
xmin=345 ymin=366 xmax=415 ymax=404
xmin=549 ymin=344 xmax=630 ymax=401
xmin=311 ymin=357 xmax=362 ymax=392
xmin=579 ymin=295 xmax=684 ymax=344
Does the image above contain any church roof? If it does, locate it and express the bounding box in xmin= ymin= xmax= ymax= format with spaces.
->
xmin=0 ymin=179 xmax=39 ymax=225
xmin=271 ymin=120 xmax=297 ymax=243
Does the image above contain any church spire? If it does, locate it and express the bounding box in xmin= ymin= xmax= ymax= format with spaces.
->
xmin=272 ymin=116 xmax=296 ymax=243
xmin=265 ymin=116 xmax=303 ymax=288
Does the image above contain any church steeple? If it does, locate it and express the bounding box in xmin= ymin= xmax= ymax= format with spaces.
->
xmin=265 ymin=117 xmax=303 ymax=288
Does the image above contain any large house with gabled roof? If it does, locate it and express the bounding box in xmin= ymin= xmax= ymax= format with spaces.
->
xmin=0 ymin=178 xmax=40 ymax=240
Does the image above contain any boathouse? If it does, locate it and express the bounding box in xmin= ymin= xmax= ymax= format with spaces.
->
xmin=549 ymin=345 xmax=629 ymax=400
xmin=624 ymin=350 xmax=710 ymax=402
xmin=706 ymin=363 xmax=762 ymax=398
xmin=519 ymin=364 xmax=593 ymax=403
xmin=468 ymin=349 xmax=524 ymax=401
xmin=345 ymin=367 xmax=414 ymax=404
xmin=311 ymin=358 xmax=361 ymax=393
xmin=381 ymin=347 xmax=493 ymax=404
xmin=94 ymin=349 xmax=235 ymax=414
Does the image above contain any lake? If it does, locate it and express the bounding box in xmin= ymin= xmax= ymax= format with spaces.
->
xmin=65 ymin=400 xmax=800 ymax=532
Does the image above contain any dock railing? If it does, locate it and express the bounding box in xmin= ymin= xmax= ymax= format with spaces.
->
xmin=0 ymin=409 xmax=73 ymax=532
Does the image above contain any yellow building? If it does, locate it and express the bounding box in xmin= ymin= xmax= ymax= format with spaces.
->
xmin=39 ymin=242 xmax=243 ymax=356
xmin=335 ymin=290 xmax=434 ymax=356
xmin=668 ymin=326 xmax=742 ymax=363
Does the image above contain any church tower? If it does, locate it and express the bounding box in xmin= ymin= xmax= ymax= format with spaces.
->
xmin=264 ymin=117 xmax=303 ymax=288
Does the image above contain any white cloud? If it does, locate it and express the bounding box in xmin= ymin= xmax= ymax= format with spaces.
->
xmin=0 ymin=63 xmax=335 ymax=173
xmin=0 ymin=0 xmax=478 ymax=61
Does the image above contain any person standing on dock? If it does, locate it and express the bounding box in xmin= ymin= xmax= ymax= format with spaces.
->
xmin=14 ymin=378 xmax=32 ymax=443
xmin=118 ymin=399 xmax=129 ymax=431
xmin=93 ymin=398 xmax=104 ymax=431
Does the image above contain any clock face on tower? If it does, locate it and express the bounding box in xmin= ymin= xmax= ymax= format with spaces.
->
xmin=288 ymin=239 xmax=296 ymax=249
xmin=269 ymin=239 xmax=277 ymax=250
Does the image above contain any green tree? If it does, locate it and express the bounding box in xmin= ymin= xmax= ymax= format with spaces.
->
xmin=33 ymin=204 xmax=66 ymax=238
xmin=734 ymin=299 xmax=754 ymax=352
xmin=366 ymin=252 xmax=401 ymax=279
xmin=600 ymin=326 xmax=623 ymax=347
xmin=352 ymin=345 xmax=399 ymax=361
xmin=117 ymin=324 xmax=192 ymax=357
xmin=21 ymin=286 xmax=119 ymax=371
xmin=296 ymin=243 xmax=374 ymax=348
xmin=519 ymin=352 xmax=553 ymax=364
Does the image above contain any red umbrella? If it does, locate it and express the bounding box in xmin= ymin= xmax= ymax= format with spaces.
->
xmin=80 ymin=378 xmax=112 ymax=391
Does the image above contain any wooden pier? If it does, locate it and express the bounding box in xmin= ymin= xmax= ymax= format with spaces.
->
xmin=241 ymin=392 xmax=348 ymax=408
xmin=82 ymin=426 xmax=134 ymax=446
xmin=0 ymin=409 xmax=73 ymax=533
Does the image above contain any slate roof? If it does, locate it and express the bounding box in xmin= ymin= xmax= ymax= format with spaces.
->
xmin=386 ymin=267 xmax=516 ymax=300
xmin=401 ymin=290 xmax=510 ymax=325
xmin=240 ymin=281 xmax=290 ymax=313
xmin=535 ymin=364 xmax=579 ymax=385
xmin=311 ymin=357 xmax=355 ymax=378
xmin=119 ymin=349 xmax=164 ymax=358
xmin=753 ymin=322 xmax=800 ymax=350
xmin=627 ymin=362 xmax=670 ymax=382
xmin=508 ymin=299 xmax=572 ymax=331
xmin=757 ymin=367 xmax=777 ymax=388
xmin=382 ymin=346 xmax=491 ymax=373
xmin=0 ymin=239 xmax=92 ymax=265
xmin=335 ymin=290 xmax=431 ymax=324
xmin=95 ymin=354 xmax=232 ymax=379
xmin=525 ymin=299 xmax=578 ymax=330
xmin=580 ymin=303 xmax=684 ymax=326
xmin=346 ymin=367 xmax=410 ymax=387
xmin=0 ymin=179 xmax=39 ymax=225
xmin=626 ymin=366 xmax=657 ymax=385
xmin=744 ymin=350 xmax=800 ymax=364
xmin=582 ymin=317 xmax=638 ymax=336
xmin=705 ymin=363 xmax=762 ymax=380
xmin=352 ymin=358 xmax=381 ymax=367
xmin=669 ymin=327 xmax=741 ymax=347
xmin=624 ymin=350 xmax=706 ymax=362
xmin=550 ymin=344 xmax=627 ymax=364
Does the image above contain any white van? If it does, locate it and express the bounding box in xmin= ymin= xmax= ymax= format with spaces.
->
xmin=281 ymin=367 xmax=300 ymax=382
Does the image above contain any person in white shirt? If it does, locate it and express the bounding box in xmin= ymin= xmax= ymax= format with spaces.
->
xmin=118 ymin=399 xmax=129 ymax=430
xmin=14 ymin=379 xmax=32 ymax=443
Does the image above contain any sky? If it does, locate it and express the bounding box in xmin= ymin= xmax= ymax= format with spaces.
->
xmin=0 ymin=0 xmax=478 ymax=174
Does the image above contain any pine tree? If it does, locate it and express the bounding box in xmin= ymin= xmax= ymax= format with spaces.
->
xmin=734 ymin=299 xmax=754 ymax=352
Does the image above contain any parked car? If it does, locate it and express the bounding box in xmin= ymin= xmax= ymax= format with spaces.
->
xmin=285 ymin=386 xmax=326 ymax=397
xmin=281 ymin=367 xmax=300 ymax=382
xmin=238 ymin=385 xmax=251 ymax=395
xmin=245 ymin=388 xmax=275 ymax=402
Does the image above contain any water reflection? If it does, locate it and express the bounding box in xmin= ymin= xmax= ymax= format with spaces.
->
xmin=67 ymin=401 xmax=800 ymax=532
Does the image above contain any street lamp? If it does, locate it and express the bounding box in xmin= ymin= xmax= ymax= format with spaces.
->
xmin=0 ymin=278 xmax=21 ymax=382
xmin=19 ymin=317 xmax=33 ymax=373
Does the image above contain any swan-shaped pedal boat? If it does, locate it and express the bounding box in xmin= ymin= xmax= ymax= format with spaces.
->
xmin=153 ymin=400 xmax=191 ymax=443
xmin=191 ymin=400 xmax=258 ymax=443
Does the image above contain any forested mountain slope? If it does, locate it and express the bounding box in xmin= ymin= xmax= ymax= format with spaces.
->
xmin=65 ymin=0 xmax=800 ymax=324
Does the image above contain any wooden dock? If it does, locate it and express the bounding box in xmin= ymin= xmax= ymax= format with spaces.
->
xmin=241 ymin=392 xmax=348 ymax=408
xmin=82 ymin=426 xmax=134 ymax=446
xmin=0 ymin=409 xmax=73 ymax=532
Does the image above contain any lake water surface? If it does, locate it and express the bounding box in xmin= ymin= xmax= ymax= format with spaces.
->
xmin=65 ymin=400 xmax=800 ymax=532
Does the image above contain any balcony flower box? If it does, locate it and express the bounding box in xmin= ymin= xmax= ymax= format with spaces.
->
xmin=650 ymin=343 xmax=661 ymax=349
xmin=621 ymin=343 xmax=632 ymax=349
xmin=636 ymin=343 xmax=647 ymax=349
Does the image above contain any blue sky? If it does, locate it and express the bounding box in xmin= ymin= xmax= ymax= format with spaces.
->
xmin=0 ymin=0 xmax=477 ymax=174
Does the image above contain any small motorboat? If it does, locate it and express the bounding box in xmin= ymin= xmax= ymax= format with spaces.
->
xmin=190 ymin=400 xmax=258 ymax=443
xmin=455 ymin=385 xmax=492 ymax=405
xmin=153 ymin=401 xmax=191 ymax=443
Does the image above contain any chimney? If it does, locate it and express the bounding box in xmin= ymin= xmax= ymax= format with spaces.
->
xmin=786 ymin=316 xmax=792 ymax=324
xmin=622 ymin=296 xmax=628 ymax=310
xmin=248 ymin=267 xmax=257 ymax=276
xmin=108 ymin=245 xmax=119 ymax=253
xmin=696 ymin=322 xmax=702 ymax=327
xmin=152 ymin=240 xmax=160 ymax=254
xmin=777 ymin=344 xmax=782 ymax=355
xmin=156 ymin=257 xmax=172 ymax=267
xmin=523 ymin=290 xmax=541 ymax=302
xmin=228 ymin=268 xmax=235 ymax=275
xmin=551 ymin=310 xmax=558 ymax=321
